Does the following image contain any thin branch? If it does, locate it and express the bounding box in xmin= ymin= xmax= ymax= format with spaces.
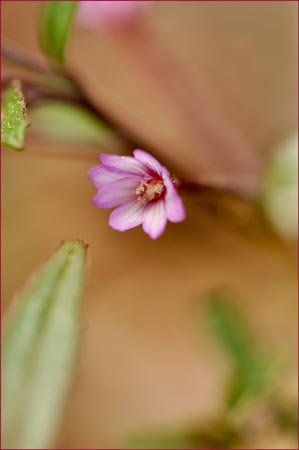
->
xmin=2 ymin=42 xmax=56 ymax=76
xmin=1 ymin=42 xmax=145 ymax=150
xmin=2 ymin=77 xmax=72 ymax=104
xmin=1 ymin=42 xmax=258 ymax=202
xmin=176 ymin=178 xmax=256 ymax=200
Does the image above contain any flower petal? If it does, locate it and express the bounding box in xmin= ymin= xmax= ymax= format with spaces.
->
xmin=162 ymin=169 xmax=186 ymax=223
xmin=100 ymin=154 xmax=149 ymax=176
xmin=88 ymin=165 xmax=124 ymax=189
xmin=109 ymin=201 xmax=145 ymax=231
xmin=133 ymin=149 xmax=164 ymax=175
xmin=142 ymin=200 xmax=167 ymax=239
xmin=93 ymin=176 xmax=140 ymax=208
xmin=78 ymin=1 xmax=148 ymax=29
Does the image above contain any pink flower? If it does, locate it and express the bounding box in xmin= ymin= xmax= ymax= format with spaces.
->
xmin=88 ymin=150 xmax=186 ymax=239
xmin=77 ymin=1 xmax=151 ymax=29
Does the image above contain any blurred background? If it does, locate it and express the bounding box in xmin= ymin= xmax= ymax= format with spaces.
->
xmin=2 ymin=1 xmax=298 ymax=449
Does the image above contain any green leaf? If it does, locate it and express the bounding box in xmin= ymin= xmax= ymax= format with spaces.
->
xmin=126 ymin=421 xmax=238 ymax=449
xmin=127 ymin=431 xmax=190 ymax=449
xmin=30 ymin=101 xmax=114 ymax=147
xmin=227 ymin=359 xmax=274 ymax=409
xmin=2 ymin=240 xmax=88 ymax=449
xmin=1 ymin=81 xmax=30 ymax=150
xmin=40 ymin=1 xmax=78 ymax=64
xmin=206 ymin=289 xmax=256 ymax=370
xmin=204 ymin=289 xmax=277 ymax=410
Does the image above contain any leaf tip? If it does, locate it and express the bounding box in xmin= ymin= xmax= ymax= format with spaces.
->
xmin=59 ymin=238 xmax=89 ymax=250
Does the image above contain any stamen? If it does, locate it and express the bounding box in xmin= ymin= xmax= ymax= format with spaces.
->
xmin=136 ymin=178 xmax=165 ymax=202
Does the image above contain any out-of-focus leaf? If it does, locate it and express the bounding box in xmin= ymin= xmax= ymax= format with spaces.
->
xmin=40 ymin=1 xmax=78 ymax=64
xmin=206 ymin=289 xmax=256 ymax=369
xmin=205 ymin=289 xmax=276 ymax=410
xmin=30 ymin=100 xmax=115 ymax=147
xmin=272 ymin=403 xmax=298 ymax=434
xmin=1 ymin=81 xmax=29 ymax=150
xmin=127 ymin=421 xmax=238 ymax=449
xmin=2 ymin=240 xmax=88 ymax=449
xmin=127 ymin=431 xmax=190 ymax=449
xmin=261 ymin=132 xmax=298 ymax=240
xmin=227 ymin=359 xmax=275 ymax=409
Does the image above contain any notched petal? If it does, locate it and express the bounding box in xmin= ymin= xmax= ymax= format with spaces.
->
xmin=133 ymin=149 xmax=164 ymax=175
xmin=163 ymin=170 xmax=186 ymax=223
xmin=93 ymin=176 xmax=139 ymax=208
xmin=100 ymin=153 xmax=149 ymax=176
xmin=142 ymin=201 xmax=167 ymax=239
xmin=88 ymin=165 xmax=124 ymax=189
xmin=109 ymin=201 xmax=145 ymax=231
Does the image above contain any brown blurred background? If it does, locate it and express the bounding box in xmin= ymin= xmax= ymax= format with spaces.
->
xmin=2 ymin=1 xmax=298 ymax=448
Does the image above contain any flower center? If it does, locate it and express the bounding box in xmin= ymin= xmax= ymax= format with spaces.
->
xmin=136 ymin=177 xmax=165 ymax=202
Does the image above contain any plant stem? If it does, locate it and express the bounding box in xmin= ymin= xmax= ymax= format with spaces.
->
xmin=2 ymin=42 xmax=54 ymax=76
xmin=1 ymin=42 xmax=145 ymax=150
xmin=2 ymin=42 xmax=258 ymax=202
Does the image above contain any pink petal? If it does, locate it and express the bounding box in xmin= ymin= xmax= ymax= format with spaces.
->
xmin=162 ymin=169 xmax=186 ymax=223
xmin=142 ymin=200 xmax=167 ymax=239
xmin=109 ymin=200 xmax=145 ymax=231
xmin=77 ymin=1 xmax=146 ymax=29
xmin=133 ymin=149 xmax=164 ymax=175
xmin=93 ymin=176 xmax=140 ymax=208
xmin=100 ymin=154 xmax=149 ymax=176
xmin=88 ymin=166 xmax=124 ymax=189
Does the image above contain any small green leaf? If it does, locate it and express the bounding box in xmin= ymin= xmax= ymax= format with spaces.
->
xmin=40 ymin=1 xmax=78 ymax=64
xmin=2 ymin=240 xmax=88 ymax=449
xmin=1 ymin=81 xmax=30 ymax=150
xmin=204 ymin=289 xmax=277 ymax=410
xmin=206 ymin=289 xmax=256 ymax=370
xmin=30 ymin=101 xmax=114 ymax=147
xmin=227 ymin=359 xmax=274 ymax=409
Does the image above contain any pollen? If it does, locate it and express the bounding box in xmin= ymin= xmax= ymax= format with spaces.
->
xmin=136 ymin=178 xmax=165 ymax=202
